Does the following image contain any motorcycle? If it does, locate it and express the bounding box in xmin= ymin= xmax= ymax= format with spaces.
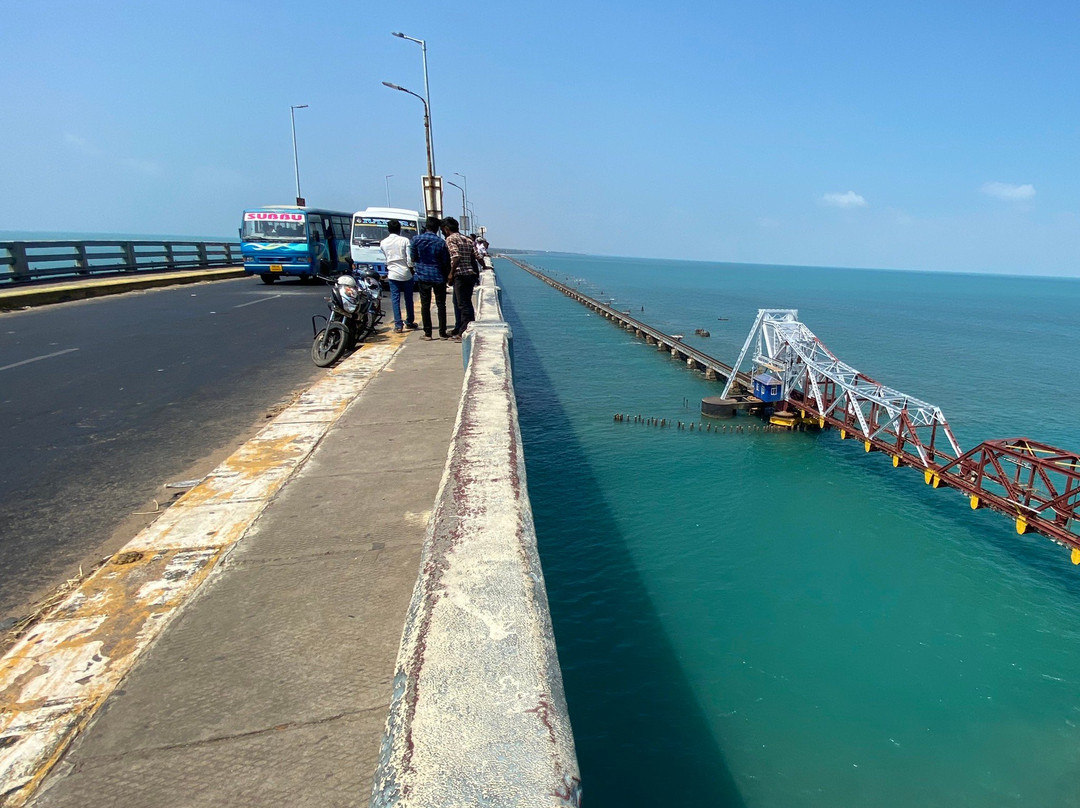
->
xmin=310 ymin=270 xmax=384 ymax=367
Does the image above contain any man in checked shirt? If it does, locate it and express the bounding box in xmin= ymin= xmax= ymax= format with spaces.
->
xmin=441 ymin=216 xmax=483 ymax=341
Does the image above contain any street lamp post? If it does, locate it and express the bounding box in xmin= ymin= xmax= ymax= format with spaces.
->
xmin=391 ymin=32 xmax=434 ymax=176
xmin=446 ymin=179 xmax=467 ymax=229
xmin=384 ymin=174 xmax=393 ymax=207
xmin=381 ymin=81 xmax=440 ymax=217
xmin=453 ymin=172 xmax=469 ymax=226
xmin=290 ymin=104 xmax=308 ymax=206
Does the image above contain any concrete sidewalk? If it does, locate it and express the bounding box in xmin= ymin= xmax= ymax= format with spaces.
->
xmin=25 ymin=334 xmax=465 ymax=807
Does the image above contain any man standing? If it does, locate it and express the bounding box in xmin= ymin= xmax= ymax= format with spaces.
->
xmin=380 ymin=219 xmax=417 ymax=333
xmin=442 ymin=216 xmax=483 ymax=341
xmin=411 ymin=216 xmax=451 ymax=340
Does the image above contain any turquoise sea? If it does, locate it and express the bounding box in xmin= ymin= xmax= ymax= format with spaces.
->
xmin=495 ymin=255 xmax=1080 ymax=807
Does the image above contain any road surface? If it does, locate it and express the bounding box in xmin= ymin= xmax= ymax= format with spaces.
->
xmin=0 ymin=276 xmax=345 ymax=625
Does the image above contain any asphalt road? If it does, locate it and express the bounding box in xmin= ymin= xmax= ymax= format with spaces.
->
xmin=0 ymin=277 xmax=341 ymax=625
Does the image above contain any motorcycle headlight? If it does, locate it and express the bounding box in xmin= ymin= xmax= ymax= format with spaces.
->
xmin=341 ymin=285 xmax=360 ymax=313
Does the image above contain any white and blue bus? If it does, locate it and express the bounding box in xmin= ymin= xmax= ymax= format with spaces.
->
xmin=241 ymin=206 xmax=353 ymax=284
xmin=350 ymin=207 xmax=421 ymax=280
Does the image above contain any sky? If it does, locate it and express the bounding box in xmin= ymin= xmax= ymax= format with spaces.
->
xmin=2 ymin=0 xmax=1079 ymax=275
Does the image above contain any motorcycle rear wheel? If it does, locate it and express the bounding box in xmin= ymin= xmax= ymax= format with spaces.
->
xmin=311 ymin=323 xmax=349 ymax=367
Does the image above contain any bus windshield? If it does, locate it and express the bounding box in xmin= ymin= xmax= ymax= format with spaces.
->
xmin=352 ymin=216 xmax=418 ymax=247
xmin=242 ymin=216 xmax=306 ymax=243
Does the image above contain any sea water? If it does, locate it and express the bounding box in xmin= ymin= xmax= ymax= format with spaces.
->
xmin=495 ymin=255 xmax=1080 ymax=807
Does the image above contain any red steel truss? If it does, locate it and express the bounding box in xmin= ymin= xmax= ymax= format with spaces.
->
xmin=787 ymin=383 xmax=962 ymax=470
xmin=724 ymin=310 xmax=1080 ymax=558
xmin=932 ymin=439 xmax=1080 ymax=552
xmin=789 ymin=394 xmax=1080 ymax=554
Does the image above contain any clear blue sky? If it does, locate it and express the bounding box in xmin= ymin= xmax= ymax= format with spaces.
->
xmin=3 ymin=1 xmax=1078 ymax=275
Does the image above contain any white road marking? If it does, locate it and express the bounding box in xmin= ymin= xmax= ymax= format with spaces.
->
xmin=233 ymin=294 xmax=282 ymax=309
xmin=0 ymin=348 xmax=80 ymax=373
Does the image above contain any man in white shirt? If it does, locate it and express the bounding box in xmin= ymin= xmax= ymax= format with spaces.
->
xmin=380 ymin=219 xmax=417 ymax=332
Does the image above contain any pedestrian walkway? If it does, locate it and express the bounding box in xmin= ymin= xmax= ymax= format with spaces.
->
xmin=19 ymin=334 xmax=464 ymax=807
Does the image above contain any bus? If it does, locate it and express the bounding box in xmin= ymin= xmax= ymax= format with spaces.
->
xmin=350 ymin=207 xmax=421 ymax=280
xmin=240 ymin=206 xmax=353 ymax=284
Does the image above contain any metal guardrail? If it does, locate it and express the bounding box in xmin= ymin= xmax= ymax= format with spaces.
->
xmin=0 ymin=240 xmax=241 ymax=285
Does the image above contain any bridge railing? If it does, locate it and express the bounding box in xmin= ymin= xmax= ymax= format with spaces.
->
xmin=0 ymin=240 xmax=241 ymax=285
xmin=371 ymin=265 xmax=581 ymax=807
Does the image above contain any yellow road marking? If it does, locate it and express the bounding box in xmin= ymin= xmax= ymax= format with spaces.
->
xmin=0 ymin=332 xmax=407 ymax=805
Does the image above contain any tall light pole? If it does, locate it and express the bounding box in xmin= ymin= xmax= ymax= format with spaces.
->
xmin=453 ymin=172 xmax=469 ymax=224
xmin=446 ymin=179 xmax=467 ymax=228
xmin=391 ymin=32 xmax=434 ymax=176
xmin=381 ymin=81 xmax=440 ymax=217
xmin=384 ymin=174 xmax=393 ymax=207
xmin=290 ymin=104 xmax=308 ymax=206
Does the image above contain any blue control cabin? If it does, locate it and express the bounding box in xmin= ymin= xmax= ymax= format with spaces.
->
xmin=753 ymin=373 xmax=783 ymax=402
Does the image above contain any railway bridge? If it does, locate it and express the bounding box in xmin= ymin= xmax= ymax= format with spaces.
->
xmin=503 ymin=257 xmax=1080 ymax=562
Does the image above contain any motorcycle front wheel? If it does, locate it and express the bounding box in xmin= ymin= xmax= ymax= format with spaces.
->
xmin=311 ymin=323 xmax=349 ymax=367
xmin=352 ymin=311 xmax=371 ymax=344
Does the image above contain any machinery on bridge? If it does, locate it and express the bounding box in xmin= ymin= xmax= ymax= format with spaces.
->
xmin=724 ymin=309 xmax=1080 ymax=560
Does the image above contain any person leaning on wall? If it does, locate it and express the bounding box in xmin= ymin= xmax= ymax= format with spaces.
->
xmin=442 ymin=216 xmax=482 ymax=342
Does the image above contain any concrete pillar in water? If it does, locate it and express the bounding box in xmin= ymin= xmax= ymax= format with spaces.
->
xmin=705 ymin=368 xmax=718 ymax=381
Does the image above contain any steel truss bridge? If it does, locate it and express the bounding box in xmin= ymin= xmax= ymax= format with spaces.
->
xmin=501 ymin=258 xmax=1080 ymax=563
xmin=722 ymin=309 xmax=1080 ymax=559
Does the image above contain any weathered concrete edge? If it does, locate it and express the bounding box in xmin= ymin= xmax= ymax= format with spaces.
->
xmin=0 ymin=268 xmax=248 ymax=310
xmin=371 ymin=268 xmax=581 ymax=807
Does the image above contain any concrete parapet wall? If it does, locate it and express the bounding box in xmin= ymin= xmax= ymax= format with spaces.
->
xmin=371 ymin=268 xmax=581 ymax=807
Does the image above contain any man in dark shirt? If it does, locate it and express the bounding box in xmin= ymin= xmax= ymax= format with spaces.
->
xmin=411 ymin=216 xmax=452 ymax=340
xmin=442 ymin=216 xmax=483 ymax=341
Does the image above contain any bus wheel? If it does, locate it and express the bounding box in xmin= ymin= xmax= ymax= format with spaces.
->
xmin=261 ymin=275 xmax=277 ymax=285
